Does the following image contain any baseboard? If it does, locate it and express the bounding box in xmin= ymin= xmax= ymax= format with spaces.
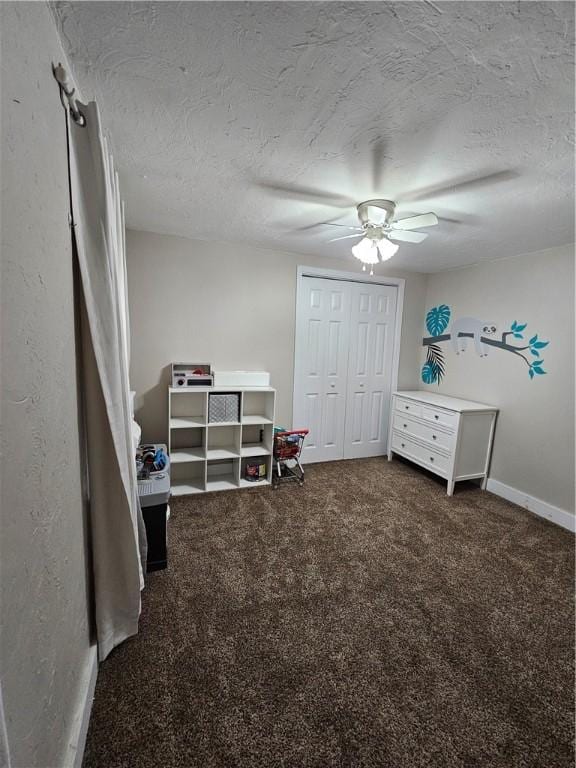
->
xmin=486 ymin=479 xmax=575 ymax=533
xmin=65 ymin=645 xmax=98 ymax=768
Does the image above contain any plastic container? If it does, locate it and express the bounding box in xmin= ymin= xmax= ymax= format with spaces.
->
xmin=213 ymin=371 xmax=270 ymax=387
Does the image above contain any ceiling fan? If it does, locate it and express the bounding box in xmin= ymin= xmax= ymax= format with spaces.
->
xmin=256 ymin=162 xmax=517 ymax=273
xmin=324 ymin=199 xmax=438 ymax=274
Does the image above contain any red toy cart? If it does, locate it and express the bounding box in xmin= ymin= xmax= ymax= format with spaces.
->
xmin=272 ymin=429 xmax=309 ymax=489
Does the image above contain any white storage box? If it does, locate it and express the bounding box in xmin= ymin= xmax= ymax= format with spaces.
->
xmin=213 ymin=370 xmax=270 ymax=387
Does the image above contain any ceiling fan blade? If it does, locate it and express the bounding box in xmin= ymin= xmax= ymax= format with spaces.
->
xmin=404 ymin=170 xmax=518 ymax=202
xmin=328 ymin=233 xmax=364 ymax=242
xmin=393 ymin=213 xmax=438 ymax=230
xmin=255 ymin=181 xmax=356 ymax=209
xmin=388 ymin=230 xmax=428 ymax=244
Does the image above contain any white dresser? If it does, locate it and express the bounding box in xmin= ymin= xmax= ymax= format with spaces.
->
xmin=388 ymin=391 xmax=498 ymax=496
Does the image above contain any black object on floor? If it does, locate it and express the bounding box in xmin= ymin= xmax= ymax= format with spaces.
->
xmin=141 ymin=503 xmax=168 ymax=572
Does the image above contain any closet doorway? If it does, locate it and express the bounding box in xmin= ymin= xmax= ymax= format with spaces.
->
xmin=293 ymin=267 xmax=404 ymax=464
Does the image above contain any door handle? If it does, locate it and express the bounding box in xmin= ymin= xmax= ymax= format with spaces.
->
xmin=330 ymin=383 xmax=335 ymax=388
xmin=359 ymin=383 xmax=365 ymax=387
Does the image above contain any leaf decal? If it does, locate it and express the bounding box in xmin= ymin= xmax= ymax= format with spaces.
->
xmin=426 ymin=305 xmax=451 ymax=337
xmin=422 ymin=343 xmax=445 ymax=385
xmin=421 ymin=361 xmax=438 ymax=384
xmin=532 ymin=340 xmax=549 ymax=349
xmin=529 ymin=335 xmax=538 ymax=345
xmin=515 ymin=323 xmax=527 ymax=332
xmin=528 ymin=359 xmax=547 ymax=378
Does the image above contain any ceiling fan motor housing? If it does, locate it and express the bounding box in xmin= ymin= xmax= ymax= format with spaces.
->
xmin=357 ymin=199 xmax=396 ymax=227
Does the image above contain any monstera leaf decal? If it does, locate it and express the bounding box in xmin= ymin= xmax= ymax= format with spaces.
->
xmin=426 ymin=305 xmax=451 ymax=337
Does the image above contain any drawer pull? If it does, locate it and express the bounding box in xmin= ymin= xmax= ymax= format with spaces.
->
xmin=432 ymin=435 xmax=437 ymax=440
xmin=430 ymin=456 xmax=435 ymax=462
xmin=403 ymin=423 xmax=407 ymax=428
xmin=401 ymin=443 xmax=405 ymax=448
xmin=405 ymin=405 xmax=409 ymax=410
xmin=434 ymin=414 xmax=439 ymax=420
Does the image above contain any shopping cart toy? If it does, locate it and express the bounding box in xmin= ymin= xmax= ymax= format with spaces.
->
xmin=272 ymin=428 xmax=309 ymax=489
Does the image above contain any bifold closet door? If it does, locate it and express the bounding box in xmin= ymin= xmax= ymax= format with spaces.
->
xmin=293 ymin=277 xmax=351 ymax=463
xmin=343 ymin=282 xmax=397 ymax=459
xmin=294 ymin=276 xmax=398 ymax=464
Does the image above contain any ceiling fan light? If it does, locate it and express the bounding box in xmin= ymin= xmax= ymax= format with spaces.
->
xmin=352 ymin=237 xmax=379 ymax=264
xmin=376 ymin=238 xmax=399 ymax=261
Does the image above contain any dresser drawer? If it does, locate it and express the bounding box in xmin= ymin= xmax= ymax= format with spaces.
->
xmin=395 ymin=397 xmax=422 ymax=419
xmin=421 ymin=405 xmax=458 ymax=430
xmin=392 ymin=414 xmax=454 ymax=452
xmin=392 ymin=431 xmax=450 ymax=475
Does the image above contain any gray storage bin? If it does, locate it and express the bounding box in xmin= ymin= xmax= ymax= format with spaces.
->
xmin=209 ymin=393 xmax=240 ymax=423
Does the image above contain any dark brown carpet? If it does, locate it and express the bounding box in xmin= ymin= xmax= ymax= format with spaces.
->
xmin=83 ymin=458 xmax=574 ymax=768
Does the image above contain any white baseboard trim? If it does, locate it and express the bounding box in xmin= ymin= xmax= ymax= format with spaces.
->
xmin=486 ymin=479 xmax=575 ymax=533
xmin=65 ymin=645 xmax=98 ymax=768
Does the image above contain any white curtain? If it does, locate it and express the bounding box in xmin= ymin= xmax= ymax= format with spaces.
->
xmin=0 ymin=679 xmax=10 ymax=768
xmin=68 ymin=101 xmax=146 ymax=660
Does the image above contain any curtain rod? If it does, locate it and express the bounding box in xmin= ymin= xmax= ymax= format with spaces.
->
xmin=52 ymin=62 xmax=86 ymax=126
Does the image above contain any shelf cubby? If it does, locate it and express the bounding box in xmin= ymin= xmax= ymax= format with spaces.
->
xmin=206 ymin=458 xmax=239 ymax=492
xmin=242 ymin=390 xmax=275 ymax=424
xmin=169 ymin=390 xmax=207 ymax=423
xmin=207 ymin=424 xmax=240 ymax=460
xmin=169 ymin=425 xmax=205 ymax=456
xmin=171 ymin=461 xmax=206 ymax=496
xmin=241 ymin=423 xmax=273 ymax=456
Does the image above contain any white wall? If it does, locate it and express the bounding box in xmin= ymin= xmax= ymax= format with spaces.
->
xmin=422 ymin=244 xmax=575 ymax=515
xmin=126 ymin=229 xmax=428 ymax=442
xmin=1 ymin=4 xmax=94 ymax=766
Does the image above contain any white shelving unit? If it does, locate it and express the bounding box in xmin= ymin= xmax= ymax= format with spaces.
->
xmin=168 ymin=386 xmax=275 ymax=496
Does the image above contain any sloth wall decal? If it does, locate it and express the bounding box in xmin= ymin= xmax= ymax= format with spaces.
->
xmin=421 ymin=304 xmax=549 ymax=384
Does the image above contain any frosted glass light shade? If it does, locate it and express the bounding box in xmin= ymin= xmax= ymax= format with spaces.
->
xmin=351 ymin=238 xmax=379 ymax=264
xmin=376 ymin=238 xmax=399 ymax=261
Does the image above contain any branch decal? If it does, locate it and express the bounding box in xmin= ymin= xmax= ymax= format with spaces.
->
xmin=421 ymin=307 xmax=549 ymax=384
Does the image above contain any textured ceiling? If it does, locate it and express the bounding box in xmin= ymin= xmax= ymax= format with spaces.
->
xmin=53 ymin=1 xmax=574 ymax=272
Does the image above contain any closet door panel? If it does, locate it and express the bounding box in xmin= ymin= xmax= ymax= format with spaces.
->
xmin=294 ymin=277 xmax=350 ymax=463
xmin=344 ymin=283 xmax=397 ymax=459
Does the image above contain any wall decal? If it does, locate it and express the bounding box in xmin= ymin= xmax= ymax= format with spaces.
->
xmin=421 ymin=305 xmax=549 ymax=384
